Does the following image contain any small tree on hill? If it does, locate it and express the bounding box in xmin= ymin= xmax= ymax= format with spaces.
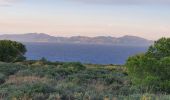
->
xmin=0 ymin=40 xmax=27 ymax=62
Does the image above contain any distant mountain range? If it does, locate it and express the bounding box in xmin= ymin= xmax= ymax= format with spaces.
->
xmin=0 ymin=33 xmax=153 ymax=46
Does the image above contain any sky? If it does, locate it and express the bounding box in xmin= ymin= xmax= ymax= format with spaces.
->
xmin=0 ymin=0 xmax=170 ymax=40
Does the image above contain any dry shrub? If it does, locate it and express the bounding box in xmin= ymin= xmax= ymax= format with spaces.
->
xmin=88 ymin=80 xmax=108 ymax=93
xmin=5 ymin=75 xmax=51 ymax=85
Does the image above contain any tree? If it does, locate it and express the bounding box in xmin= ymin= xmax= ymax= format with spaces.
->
xmin=126 ymin=38 xmax=170 ymax=93
xmin=147 ymin=38 xmax=170 ymax=59
xmin=126 ymin=54 xmax=159 ymax=86
xmin=0 ymin=40 xmax=27 ymax=62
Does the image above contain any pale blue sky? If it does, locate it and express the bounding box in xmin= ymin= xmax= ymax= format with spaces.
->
xmin=0 ymin=0 xmax=170 ymax=40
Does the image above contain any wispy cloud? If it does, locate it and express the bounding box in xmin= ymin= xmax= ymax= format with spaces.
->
xmin=69 ymin=0 xmax=170 ymax=5
xmin=0 ymin=0 xmax=19 ymax=6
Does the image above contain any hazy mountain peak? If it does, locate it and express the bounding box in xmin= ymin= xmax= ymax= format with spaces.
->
xmin=119 ymin=35 xmax=146 ymax=40
xmin=0 ymin=33 xmax=153 ymax=46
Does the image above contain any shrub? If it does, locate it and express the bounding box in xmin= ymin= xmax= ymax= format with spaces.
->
xmin=0 ymin=73 xmax=5 ymax=84
xmin=0 ymin=83 xmax=56 ymax=99
xmin=159 ymin=57 xmax=170 ymax=80
xmin=0 ymin=62 xmax=25 ymax=76
xmin=61 ymin=62 xmax=86 ymax=72
xmin=126 ymin=54 xmax=159 ymax=85
xmin=126 ymin=38 xmax=170 ymax=93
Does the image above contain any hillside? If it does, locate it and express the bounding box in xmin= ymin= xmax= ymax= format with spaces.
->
xmin=0 ymin=61 xmax=169 ymax=100
xmin=0 ymin=33 xmax=153 ymax=46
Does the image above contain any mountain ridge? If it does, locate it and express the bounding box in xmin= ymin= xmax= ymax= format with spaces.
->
xmin=0 ymin=33 xmax=153 ymax=46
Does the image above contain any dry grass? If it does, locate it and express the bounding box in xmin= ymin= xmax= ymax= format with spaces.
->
xmin=5 ymin=75 xmax=51 ymax=85
xmin=88 ymin=80 xmax=108 ymax=93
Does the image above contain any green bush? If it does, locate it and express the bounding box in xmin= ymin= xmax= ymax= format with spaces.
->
xmin=0 ymin=62 xmax=26 ymax=85
xmin=126 ymin=54 xmax=159 ymax=85
xmin=159 ymin=57 xmax=170 ymax=80
xmin=126 ymin=38 xmax=170 ymax=93
xmin=0 ymin=73 xmax=5 ymax=84
xmin=61 ymin=62 xmax=86 ymax=72
xmin=0 ymin=83 xmax=56 ymax=99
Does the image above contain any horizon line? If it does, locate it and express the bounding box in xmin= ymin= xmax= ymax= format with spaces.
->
xmin=0 ymin=32 xmax=156 ymax=41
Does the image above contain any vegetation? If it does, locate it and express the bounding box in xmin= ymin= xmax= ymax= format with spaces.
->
xmin=126 ymin=38 xmax=170 ymax=93
xmin=0 ymin=61 xmax=168 ymax=100
xmin=0 ymin=40 xmax=26 ymax=62
xmin=0 ymin=39 xmax=169 ymax=99
xmin=0 ymin=61 xmax=124 ymax=100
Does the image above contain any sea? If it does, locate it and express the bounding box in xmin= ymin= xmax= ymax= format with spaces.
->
xmin=24 ymin=43 xmax=149 ymax=65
